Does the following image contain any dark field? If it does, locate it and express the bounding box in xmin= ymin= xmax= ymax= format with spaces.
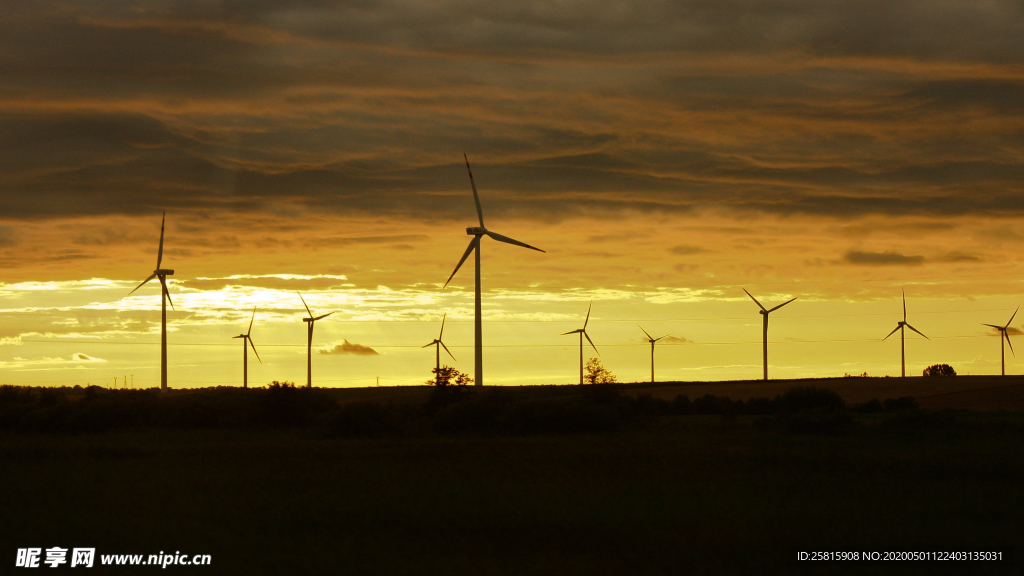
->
xmin=1 ymin=382 xmax=1022 ymax=574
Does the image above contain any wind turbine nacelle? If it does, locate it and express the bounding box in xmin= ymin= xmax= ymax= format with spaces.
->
xmin=155 ymin=269 xmax=175 ymax=275
xmin=466 ymin=226 xmax=486 ymax=235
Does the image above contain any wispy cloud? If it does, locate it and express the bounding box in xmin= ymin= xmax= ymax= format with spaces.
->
xmin=319 ymin=340 xmax=379 ymax=356
xmin=843 ymin=251 xmax=925 ymax=266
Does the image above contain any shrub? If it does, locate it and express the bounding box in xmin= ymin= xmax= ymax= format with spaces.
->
xmin=428 ymin=365 xmax=473 ymax=387
xmin=775 ymin=386 xmax=845 ymax=414
xmin=858 ymin=398 xmax=884 ymax=413
xmin=883 ymin=396 xmax=919 ymax=412
xmin=923 ymin=364 xmax=956 ymax=377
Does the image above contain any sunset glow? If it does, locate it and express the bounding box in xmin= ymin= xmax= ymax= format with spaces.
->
xmin=3 ymin=1 xmax=1024 ymax=388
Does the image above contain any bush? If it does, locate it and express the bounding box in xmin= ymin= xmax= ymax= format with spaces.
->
xmin=775 ymin=386 xmax=845 ymax=414
xmin=858 ymin=398 xmax=884 ymax=413
xmin=428 ymin=365 xmax=473 ymax=387
xmin=923 ymin=364 xmax=956 ymax=377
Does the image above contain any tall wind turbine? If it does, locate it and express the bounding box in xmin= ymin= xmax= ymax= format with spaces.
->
xmin=882 ymin=290 xmax=929 ymax=377
xmin=298 ymin=293 xmax=333 ymax=388
xmin=561 ymin=302 xmax=598 ymax=385
xmin=422 ymin=313 xmax=456 ymax=385
xmin=982 ymin=306 xmax=1018 ymax=376
xmin=443 ymin=154 xmax=545 ymax=387
xmin=638 ymin=325 xmax=673 ymax=383
xmin=233 ymin=307 xmax=261 ymax=388
xmin=743 ymin=289 xmax=796 ymax=381
xmin=128 ymin=211 xmax=174 ymax=392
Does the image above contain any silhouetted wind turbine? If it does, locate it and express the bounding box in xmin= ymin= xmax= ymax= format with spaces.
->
xmin=298 ymin=293 xmax=333 ymax=388
xmin=562 ymin=302 xmax=598 ymax=385
xmin=423 ymin=313 xmax=456 ymax=385
xmin=232 ymin=307 xmax=261 ymax=388
xmin=882 ymin=290 xmax=929 ymax=377
xmin=128 ymin=211 xmax=174 ymax=391
xmin=443 ymin=154 xmax=545 ymax=387
xmin=982 ymin=306 xmax=1018 ymax=376
xmin=744 ymin=289 xmax=796 ymax=381
xmin=638 ymin=325 xmax=673 ymax=383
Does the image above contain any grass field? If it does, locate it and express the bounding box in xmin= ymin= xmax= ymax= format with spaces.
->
xmin=2 ymin=378 xmax=1022 ymax=575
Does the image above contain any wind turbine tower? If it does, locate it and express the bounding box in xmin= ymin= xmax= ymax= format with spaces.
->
xmin=422 ymin=313 xmax=457 ymax=385
xmin=638 ymin=325 xmax=673 ymax=383
xmin=298 ymin=293 xmax=334 ymax=388
xmin=561 ymin=302 xmax=598 ymax=385
xmin=743 ymin=289 xmax=796 ymax=381
xmin=443 ymin=154 xmax=545 ymax=387
xmin=233 ymin=307 xmax=262 ymax=388
xmin=883 ymin=291 xmax=929 ymax=377
xmin=982 ymin=306 xmax=1018 ymax=376
xmin=128 ymin=211 xmax=174 ymax=391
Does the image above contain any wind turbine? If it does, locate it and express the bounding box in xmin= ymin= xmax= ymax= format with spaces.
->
xmin=443 ymin=154 xmax=545 ymax=387
xmin=128 ymin=211 xmax=174 ymax=392
xmin=422 ymin=313 xmax=456 ymax=385
xmin=638 ymin=325 xmax=673 ymax=383
xmin=561 ymin=302 xmax=598 ymax=385
xmin=882 ymin=290 xmax=929 ymax=377
xmin=232 ymin=307 xmax=261 ymax=388
xmin=743 ymin=289 xmax=796 ymax=381
xmin=982 ymin=306 xmax=1018 ymax=376
xmin=298 ymin=293 xmax=333 ymax=388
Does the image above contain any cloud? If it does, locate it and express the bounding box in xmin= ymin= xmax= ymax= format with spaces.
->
xmin=319 ymin=340 xmax=379 ymax=356
xmin=661 ymin=335 xmax=690 ymax=343
xmin=843 ymin=251 xmax=925 ymax=266
xmin=73 ymin=353 xmax=105 ymax=362
xmin=668 ymin=245 xmax=707 ymax=256
xmin=937 ymin=251 xmax=981 ymax=263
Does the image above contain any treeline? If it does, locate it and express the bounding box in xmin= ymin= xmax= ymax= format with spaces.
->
xmin=0 ymin=383 xmax=930 ymax=437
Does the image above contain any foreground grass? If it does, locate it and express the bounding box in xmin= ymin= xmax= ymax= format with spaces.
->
xmin=2 ymin=414 xmax=1021 ymax=575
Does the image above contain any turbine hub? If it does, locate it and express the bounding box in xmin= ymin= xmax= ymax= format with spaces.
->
xmin=466 ymin=226 xmax=486 ymax=235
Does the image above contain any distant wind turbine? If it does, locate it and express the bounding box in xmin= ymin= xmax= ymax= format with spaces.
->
xmin=883 ymin=290 xmax=929 ymax=377
xmin=638 ymin=325 xmax=673 ymax=383
xmin=423 ymin=313 xmax=457 ymax=385
xmin=232 ymin=307 xmax=261 ymax=388
xmin=982 ymin=306 xmax=1018 ymax=376
xmin=443 ymin=154 xmax=545 ymax=387
xmin=561 ymin=302 xmax=598 ymax=385
xmin=298 ymin=293 xmax=333 ymax=388
xmin=128 ymin=211 xmax=174 ymax=392
xmin=743 ymin=289 xmax=796 ymax=381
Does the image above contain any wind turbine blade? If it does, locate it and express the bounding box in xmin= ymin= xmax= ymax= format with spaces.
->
xmin=584 ymin=331 xmax=599 ymax=355
xmin=247 ymin=306 xmax=256 ymax=336
xmin=157 ymin=211 xmax=165 ymax=269
xmin=1005 ymin=306 xmax=1020 ymax=329
xmin=1005 ymin=331 xmax=1015 ymax=358
xmin=422 ymin=342 xmax=435 ymax=348
xmin=768 ymin=297 xmax=797 ymax=313
xmin=129 ymin=273 xmax=157 ymax=296
xmin=443 ymin=237 xmax=478 ymax=288
xmin=905 ymin=323 xmax=929 ymax=340
xmin=160 ymin=276 xmax=174 ymax=311
xmin=439 ymin=313 xmax=446 ymax=339
xmin=883 ymin=325 xmax=900 ymax=341
xmin=313 ymin=312 xmax=333 ymax=321
xmin=655 ymin=332 xmax=674 ymax=342
xmin=464 ymin=153 xmax=485 ymax=228
xmin=248 ymin=338 xmax=262 ymax=364
xmin=440 ymin=341 xmax=457 ymax=362
xmin=485 ymin=230 xmax=545 ymax=253
xmin=982 ymin=324 xmax=1003 ymax=330
xmin=561 ymin=329 xmax=581 ymax=336
xmin=637 ymin=324 xmax=654 ymax=341
xmin=298 ymin=292 xmax=313 ymax=317
xmin=584 ymin=301 xmax=592 ymax=329
xmin=232 ymin=335 xmax=244 ymax=339
xmin=902 ymin=290 xmax=907 ymax=322
xmin=743 ymin=289 xmax=766 ymax=311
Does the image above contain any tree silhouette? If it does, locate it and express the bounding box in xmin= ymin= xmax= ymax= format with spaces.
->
xmin=922 ymin=364 xmax=956 ymax=377
xmin=427 ymin=365 xmax=474 ymax=387
xmin=584 ymin=358 xmax=617 ymax=384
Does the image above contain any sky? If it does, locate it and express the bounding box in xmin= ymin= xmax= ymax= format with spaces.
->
xmin=3 ymin=0 xmax=1024 ymax=388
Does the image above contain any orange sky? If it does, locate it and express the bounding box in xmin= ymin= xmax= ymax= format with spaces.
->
xmin=3 ymin=1 xmax=1024 ymax=387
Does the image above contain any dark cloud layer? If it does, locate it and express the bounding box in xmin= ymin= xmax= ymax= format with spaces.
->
xmin=1 ymin=1 xmax=1023 ymax=222
xmin=844 ymin=250 xmax=925 ymax=266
